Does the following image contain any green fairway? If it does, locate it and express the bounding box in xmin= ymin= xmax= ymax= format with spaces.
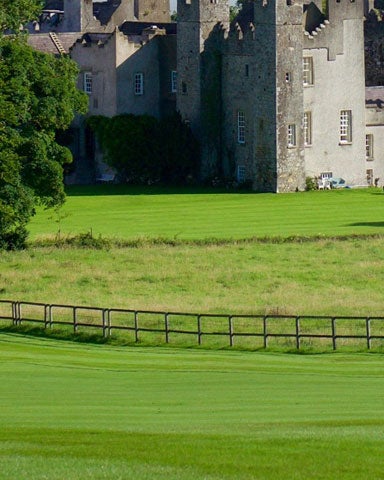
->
xmin=28 ymin=186 xmax=384 ymax=241
xmin=0 ymin=334 xmax=383 ymax=479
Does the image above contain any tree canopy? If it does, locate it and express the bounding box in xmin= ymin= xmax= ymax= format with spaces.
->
xmin=0 ymin=3 xmax=88 ymax=249
xmin=0 ymin=0 xmax=43 ymax=32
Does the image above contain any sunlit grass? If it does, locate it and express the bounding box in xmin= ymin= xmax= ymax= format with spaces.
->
xmin=0 ymin=334 xmax=383 ymax=479
xmin=1 ymin=238 xmax=384 ymax=316
xmin=28 ymin=186 xmax=384 ymax=241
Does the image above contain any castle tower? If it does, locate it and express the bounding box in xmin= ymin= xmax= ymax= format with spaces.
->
xmin=134 ymin=0 xmax=170 ymax=22
xmin=177 ymin=0 xmax=229 ymax=177
xmin=62 ymin=0 xmax=94 ymax=32
xmin=251 ymin=0 xmax=305 ymax=192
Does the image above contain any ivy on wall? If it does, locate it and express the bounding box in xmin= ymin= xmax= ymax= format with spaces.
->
xmin=88 ymin=113 xmax=200 ymax=185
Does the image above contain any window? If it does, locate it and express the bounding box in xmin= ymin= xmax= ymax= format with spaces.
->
xmin=84 ymin=72 xmax=92 ymax=94
xmin=366 ymin=134 xmax=374 ymax=160
xmin=367 ymin=169 xmax=373 ymax=186
xmin=285 ymin=72 xmax=291 ymax=83
xmin=303 ymin=112 xmax=312 ymax=146
xmin=237 ymin=165 xmax=246 ymax=183
xmin=287 ymin=124 xmax=296 ymax=147
xmin=321 ymin=172 xmax=332 ymax=179
xmin=171 ymin=71 xmax=177 ymax=93
xmin=340 ymin=110 xmax=352 ymax=143
xmin=245 ymin=64 xmax=249 ymax=77
xmin=134 ymin=73 xmax=144 ymax=95
xmin=237 ymin=111 xmax=245 ymax=144
xmin=303 ymin=57 xmax=313 ymax=86
xmin=181 ymin=81 xmax=187 ymax=94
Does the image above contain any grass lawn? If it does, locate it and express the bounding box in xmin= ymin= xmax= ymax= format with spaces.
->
xmin=28 ymin=186 xmax=384 ymax=241
xmin=0 ymin=334 xmax=383 ymax=479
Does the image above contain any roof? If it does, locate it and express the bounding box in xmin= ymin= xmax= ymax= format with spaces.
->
xmin=119 ymin=21 xmax=176 ymax=35
xmin=93 ymin=1 xmax=122 ymax=25
xmin=366 ymin=86 xmax=384 ymax=108
xmin=27 ymin=32 xmax=81 ymax=54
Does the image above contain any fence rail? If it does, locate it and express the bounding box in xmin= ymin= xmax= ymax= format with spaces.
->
xmin=1 ymin=299 xmax=384 ymax=350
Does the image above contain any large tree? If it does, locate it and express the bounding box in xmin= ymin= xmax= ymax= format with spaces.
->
xmin=0 ymin=2 xmax=88 ymax=249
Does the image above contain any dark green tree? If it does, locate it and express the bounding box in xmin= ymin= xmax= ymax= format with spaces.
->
xmin=0 ymin=13 xmax=88 ymax=248
xmin=0 ymin=0 xmax=43 ymax=32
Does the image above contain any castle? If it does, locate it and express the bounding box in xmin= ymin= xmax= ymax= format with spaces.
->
xmin=27 ymin=0 xmax=384 ymax=192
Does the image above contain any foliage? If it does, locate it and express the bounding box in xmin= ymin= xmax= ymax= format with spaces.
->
xmin=88 ymin=113 xmax=200 ymax=185
xmin=0 ymin=35 xmax=88 ymax=249
xmin=0 ymin=0 xmax=43 ymax=32
xmin=305 ymin=176 xmax=318 ymax=191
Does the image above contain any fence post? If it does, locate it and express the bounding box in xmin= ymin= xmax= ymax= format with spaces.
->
xmin=295 ymin=316 xmax=300 ymax=350
xmin=12 ymin=302 xmax=17 ymax=326
xmin=197 ymin=315 xmax=202 ymax=345
xmin=102 ymin=309 xmax=108 ymax=339
xmin=48 ymin=304 xmax=53 ymax=329
xmin=229 ymin=316 xmax=233 ymax=347
xmin=165 ymin=313 xmax=169 ymax=344
xmin=331 ymin=317 xmax=336 ymax=350
xmin=73 ymin=307 xmax=77 ymax=333
xmin=263 ymin=316 xmax=268 ymax=349
xmin=17 ymin=302 xmax=21 ymax=326
xmin=366 ymin=317 xmax=371 ymax=350
xmin=134 ymin=311 xmax=139 ymax=343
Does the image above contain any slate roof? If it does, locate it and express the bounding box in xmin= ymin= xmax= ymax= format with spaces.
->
xmin=366 ymin=86 xmax=384 ymax=108
xmin=27 ymin=32 xmax=81 ymax=54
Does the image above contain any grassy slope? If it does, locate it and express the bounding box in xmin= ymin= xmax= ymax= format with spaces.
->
xmin=0 ymin=334 xmax=383 ymax=479
xmin=28 ymin=186 xmax=384 ymax=241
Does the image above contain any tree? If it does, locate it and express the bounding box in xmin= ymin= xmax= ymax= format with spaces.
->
xmin=0 ymin=18 xmax=88 ymax=248
xmin=0 ymin=0 xmax=43 ymax=32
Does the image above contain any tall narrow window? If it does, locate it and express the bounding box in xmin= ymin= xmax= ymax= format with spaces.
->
xmin=171 ymin=70 xmax=177 ymax=93
xmin=303 ymin=57 xmax=313 ymax=86
xmin=287 ymin=124 xmax=296 ymax=147
xmin=84 ymin=72 xmax=92 ymax=94
xmin=340 ymin=110 xmax=352 ymax=143
xmin=237 ymin=111 xmax=245 ymax=144
xmin=303 ymin=112 xmax=312 ymax=146
xmin=237 ymin=165 xmax=246 ymax=183
xmin=366 ymin=169 xmax=373 ymax=186
xmin=134 ymin=72 xmax=144 ymax=95
xmin=366 ymin=134 xmax=374 ymax=160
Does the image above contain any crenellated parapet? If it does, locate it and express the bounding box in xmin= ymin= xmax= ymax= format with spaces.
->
xmin=303 ymin=0 xmax=364 ymax=60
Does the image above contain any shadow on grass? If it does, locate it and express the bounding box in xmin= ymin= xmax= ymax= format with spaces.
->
xmin=64 ymin=184 xmax=255 ymax=197
xmin=1 ymin=325 xmax=383 ymax=355
xmin=348 ymin=222 xmax=384 ymax=227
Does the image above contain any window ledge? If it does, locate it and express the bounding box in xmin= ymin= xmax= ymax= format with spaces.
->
xmin=339 ymin=141 xmax=352 ymax=146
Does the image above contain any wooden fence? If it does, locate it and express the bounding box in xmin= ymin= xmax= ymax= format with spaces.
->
xmin=1 ymin=299 xmax=384 ymax=350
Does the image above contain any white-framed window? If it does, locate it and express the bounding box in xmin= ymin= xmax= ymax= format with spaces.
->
xmin=340 ymin=110 xmax=352 ymax=143
xmin=237 ymin=165 xmax=246 ymax=183
xmin=171 ymin=70 xmax=177 ymax=93
xmin=287 ymin=124 xmax=296 ymax=147
xmin=303 ymin=111 xmax=312 ymax=146
xmin=237 ymin=111 xmax=245 ymax=144
xmin=134 ymin=72 xmax=144 ymax=95
xmin=321 ymin=172 xmax=332 ymax=179
xmin=84 ymin=72 xmax=92 ymax=94
xmin=366 ymin=134 xmax=374 ymax=160
xmin=303 ymin=57 xmax=313 ymax=86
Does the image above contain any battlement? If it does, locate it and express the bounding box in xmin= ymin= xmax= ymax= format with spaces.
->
xmin=327 ymin=0 xmax=364 ymax=21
